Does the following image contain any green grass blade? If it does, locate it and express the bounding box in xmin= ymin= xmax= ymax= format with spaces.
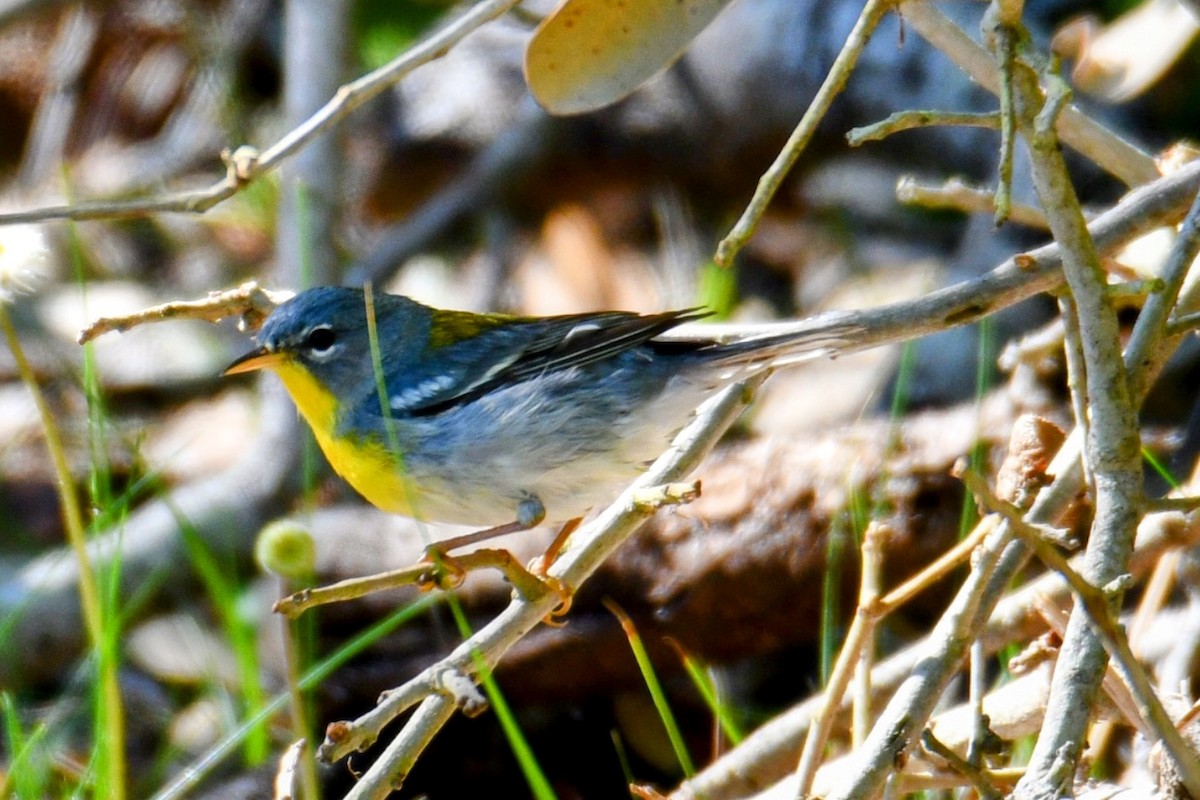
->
xmin=150 ymin=595 xmax=437 ymax=800
xmin=670 ymin=643 xmax=743 ymax=745
xmin=1143 ymin=446 xmax=1181 ymax=489
xmin=175 ymin=520 xmax=269 ymax=765
xmin=2 ymin=692 xmax=51 ymax=800
xmin=605 ymin=599 xmax=695 ymax=777
xmin=447 ymin=599 xmax=557 ymax=800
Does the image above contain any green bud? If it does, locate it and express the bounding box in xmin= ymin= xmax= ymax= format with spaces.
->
xmin=255 ymin=519 xmax=316 ymax=580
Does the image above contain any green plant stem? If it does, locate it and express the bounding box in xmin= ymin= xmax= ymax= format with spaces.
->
xmin=0 ymin=306 xmax=125 ymax=799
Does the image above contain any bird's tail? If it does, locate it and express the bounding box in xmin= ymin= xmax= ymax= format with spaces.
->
xmin=669 ymin=313 xmax=863 ymax=371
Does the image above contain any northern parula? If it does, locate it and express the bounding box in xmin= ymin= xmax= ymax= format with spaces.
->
xmin=225 ymin=286 xmax=848 ymax=535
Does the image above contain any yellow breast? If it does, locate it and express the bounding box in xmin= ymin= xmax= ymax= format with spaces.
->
xmin=271 ymin=361 xmax=423 ymax=517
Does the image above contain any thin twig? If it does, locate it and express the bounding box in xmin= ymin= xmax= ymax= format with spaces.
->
xmin=715 ymin=0 xmax=891 ymax=266
xmin=846 ymin=110 xmax=1001 ymax=146
xmin=77 ymin=281 xmax=291 ymax=343
xmin=854 ymin=523 xmax=886 ymax=747
xmin=671 ymin=509 xmax=1199 ymax=800
xmin=821 ymin=519 xmax=1015 ymax=800
xmin=1056 ymin=291 xmax=1094 ymax=491
xmin=898 ymin=0 xmax=1157 ymax=187
xmin=1032 ymin=596 xmax=1149 ymax=738
xmin=921 ymin=728 xmax=1004 ymax=800
xmin=895 ymin=176 xmax=1047 ymax=229
xmin=0 ymin=0 xmax=523 ymax=225
xmin=987 ymin=6 xmax=1017 ymax=227
xmin=1167 ymin=309 xmax=1200 ymax=335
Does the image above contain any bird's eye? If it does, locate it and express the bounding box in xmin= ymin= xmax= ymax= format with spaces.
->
xmin=304 ymin=325 xmax=336 ymax=354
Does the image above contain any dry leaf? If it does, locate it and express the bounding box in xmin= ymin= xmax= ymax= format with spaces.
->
xmin=525 ymin=0 xmax=734 ymax=115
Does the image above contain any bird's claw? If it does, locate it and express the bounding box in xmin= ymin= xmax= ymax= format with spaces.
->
xmin=538 ymin=575 xmax=573 ymax=624
xmin=418 ymin=546 xmax=467 ymax=592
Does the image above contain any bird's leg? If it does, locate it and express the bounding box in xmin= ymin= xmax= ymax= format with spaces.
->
xmin=416 ymin=497 xmax=573 ymax=616
xmin=422 ymin=495 xmax=546 ymax=554
xmin=528 ymin=517 xmax=581 ymax=576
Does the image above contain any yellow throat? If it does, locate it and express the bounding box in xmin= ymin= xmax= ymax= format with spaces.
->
xmin=270 ymin=359 xmax=422 ymax=517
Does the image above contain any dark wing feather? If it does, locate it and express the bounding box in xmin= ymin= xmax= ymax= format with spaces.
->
xmin=401 ymin=307 xmax=709 ymax=417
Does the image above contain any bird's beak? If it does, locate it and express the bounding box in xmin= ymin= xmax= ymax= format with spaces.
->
xmin=223 ymin=346 xmax=287 ymax=376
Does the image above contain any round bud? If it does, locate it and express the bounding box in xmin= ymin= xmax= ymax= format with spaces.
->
xmin=255 ymin=519 xmax=316 ymax=580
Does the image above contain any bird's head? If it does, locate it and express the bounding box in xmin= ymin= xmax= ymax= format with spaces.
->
xmin=224 ymin=286 xmax=431 ymax=400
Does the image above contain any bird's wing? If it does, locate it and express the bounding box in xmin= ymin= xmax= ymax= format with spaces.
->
xmin=386 ymin=308 xmax=709 ymax=417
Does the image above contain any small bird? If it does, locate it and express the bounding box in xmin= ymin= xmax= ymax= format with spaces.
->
xmin=225 ymin=286 xmax=849 ymax=542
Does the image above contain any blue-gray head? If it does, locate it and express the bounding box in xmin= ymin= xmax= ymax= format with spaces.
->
xmin=224 ymin=287 xmax=431 ymax=396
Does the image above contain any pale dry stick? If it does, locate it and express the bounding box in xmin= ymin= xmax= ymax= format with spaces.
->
xmin=74 ymin=156 xmax=1200 ymax=354
xmin=960 ymin=467 xmax=1200 ymax=797
xmin=1034 ymin=551 xmax=1200 ymax=797
xmin=794 ymin=660 xmax=1108 ymax=800
xmin=1097 ymin=540 xmax=1189 ymax=765
xmin=920 ymin=729 xmax=1003 ymax=800
xmin=1130 ymin=551 xmax=1181 ymax=647
xmin=846 ymin=110 xmax=1001 ymax=145
xmin=1056 ymin=291 xmax=1094 ymax=491
xmin=816 ymin=663 xmax=1051 ymax=800
xmin=77 ymin=281 xmax=291 ymax=343
xmin=347 ymin=697 xmax=459 ymax=800
xmin=272 ymin=739 xmax=306 ymax=800
xmin=898 ymin=0 xmax=1157 ymax=187
xmin=817 ymin=415 xmax=1070 ymax=800
xmin=823 ymin=519 xmax=1017 ymax=800
xmin=714 ymin=160 xmax=1200 ymax=358
xmin=985 ymin=3 xmax=1017 ymax=226
xmin=715 ymin=0 xmax=890 ymax=266
xmin=895 ymin=176 xmax=1048 ymax=229
xmin=925 ymin=660 xmax=1055 ymax=766
xmin=1011 ymin=50 xmax=1149 ymax=800
xmin=853 ymin=523 xmax=886 ymax=747
xmin=962 ymin=469 xmax=1147 ymax=735
xmin=0 ymin=0 xmax=522 ymax=225
xmin=274 ymin=547 xmax=559 ymax=619
xmin=1126 ymin=178 xmax=1200 ymax=402
xmin=672 ymin=510 xmax=1198 ymax=800
xmin=720 ymin=0 xmax=1158 ymax=268
xmin=1150 ymin=497 xmax=1200 ymax=514
xmin=1033 ymin=597 xmax=1149 ymax=738
xmin=966 ymin=634 xmax=988 ymax=766
xmin=792 ymin=518 xmax=997 ymax=799
xmin=78 ymin=160 xmax=1200 ymax=360
xmin=1168 ymin=309 xmax=1200 ymax=335
xmin=328 ymin=377 xmax=768 ymax=796
xmin=898 ymin=767 xmax=1024 ymax=794
xmin=819 ymin=167 xmax=1200 ymax=799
